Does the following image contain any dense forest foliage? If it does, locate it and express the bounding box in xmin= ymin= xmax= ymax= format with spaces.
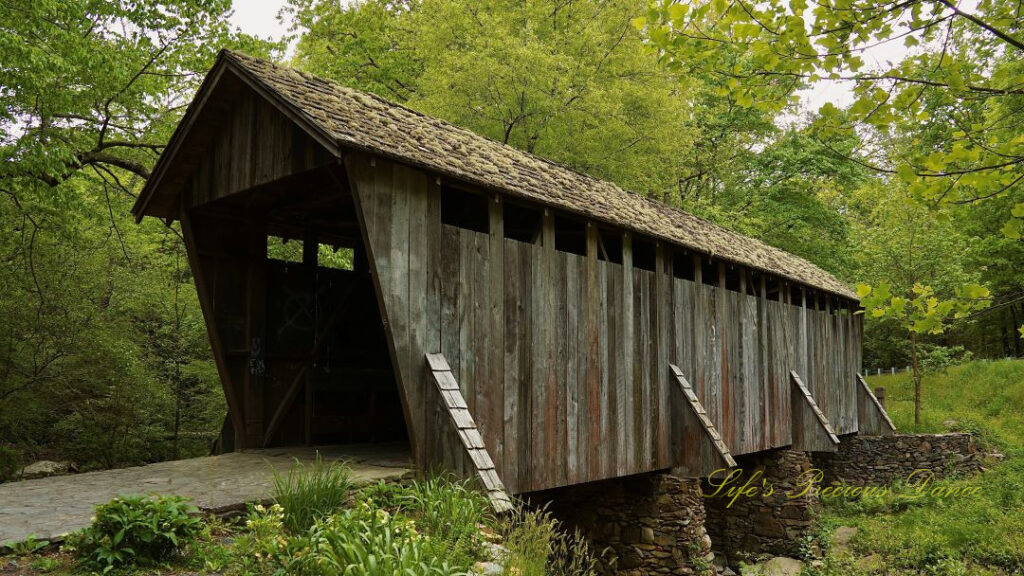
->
xmin=0 ymin=0 xmax=1020 ymax=476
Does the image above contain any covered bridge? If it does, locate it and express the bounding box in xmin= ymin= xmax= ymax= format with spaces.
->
xmin=134 ymin=50 xmax=892 ymax=504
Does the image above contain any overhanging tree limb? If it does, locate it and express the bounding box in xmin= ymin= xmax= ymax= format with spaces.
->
xmin=934 ymin=0 xmax=1024 ymax=52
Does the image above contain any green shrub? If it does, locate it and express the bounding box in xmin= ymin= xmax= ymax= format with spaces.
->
xmin=10 ymin=534 xmax=49 ymax=556
xmin=273 ymin=454 xmax=353 ymax=533
xmin=403 ymin=476 xmax=489 ymax=565
xmin=358 ymin=479 xmax=410 ymax=510
xmin=500 ymin=505 xmax=597 ymax=576
xmin=66 ymin=494 xmax=203 ymax=572
xmin=232 ymin=501 xmax=469 ymax=576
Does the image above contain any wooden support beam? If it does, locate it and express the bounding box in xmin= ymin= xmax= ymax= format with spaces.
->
xmin=179 ymin=210 xmax=247 ymax=446
xmin=855 ymin=373 xmax=896 ymax=436
xmin=669 ymin=364 xmax=736 ymax=478
xmin=790 ymin=371 xmax=840 ymax=452
xmin=426 ymin=353 xmax=513 ymax=513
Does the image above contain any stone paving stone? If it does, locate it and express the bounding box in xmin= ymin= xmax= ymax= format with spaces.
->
xmin=0 ymin=443 xmax=411 ymax=548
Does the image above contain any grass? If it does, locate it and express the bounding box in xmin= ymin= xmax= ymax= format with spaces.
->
xmin=272 ymin=454 xmax=353 ymax=533
xmin=498 ymin=506 xmax=597 ymax=576
xmin=811 ymin=359 xmax=1024 ymax=576
xmin=868 ymin=359 xmax=1024 ymax=455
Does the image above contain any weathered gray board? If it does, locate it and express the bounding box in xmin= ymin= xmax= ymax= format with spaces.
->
xmin=346 ymin=153 xmax=861 ymax=493
xmin=426 ymin=353 xmax=513 ymax=512
xmin=669 ymin=364 xmax=736 ymax=477
xmin=790 ymin=371 xmax=840 ymax=452
xmin=856 ymin=373 xmax=896 ymax=436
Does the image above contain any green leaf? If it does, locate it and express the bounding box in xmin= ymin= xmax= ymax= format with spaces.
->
xmin=1003 ymin=218 xmax=1022 ymax=239
xmin=856 ymin=284 xmax=872 ymax=298
xmin=668 ymin=4 xmax=689 ymax=23
xmin=896 ymin=163 xmax=916 ymax=183
xmin=1012 ymin=203 xmax=1024 ymax=218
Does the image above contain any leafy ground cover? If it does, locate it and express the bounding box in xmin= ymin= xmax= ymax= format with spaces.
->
xmin=0 ymin=461 xmax=595 ymax=576
xmin=808 ymin=359 xmax=1024 ymax=576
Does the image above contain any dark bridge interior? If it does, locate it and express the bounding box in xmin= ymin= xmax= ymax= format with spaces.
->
xmin=190 ymin=166 xmax=408 ymax=449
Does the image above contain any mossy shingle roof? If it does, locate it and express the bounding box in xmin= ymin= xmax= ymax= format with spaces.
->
xmin=151 ymin=50 xmax=858 ymax=299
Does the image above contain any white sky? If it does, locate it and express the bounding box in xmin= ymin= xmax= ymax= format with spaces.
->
xmin=229 ymin=0 xmax=292 ymax=41
xmin=227 ymin=0 xmax=957 ymax=115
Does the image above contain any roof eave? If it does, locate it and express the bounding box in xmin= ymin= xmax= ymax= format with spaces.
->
xmin=132 ymin=50 xmax=342 ymax=223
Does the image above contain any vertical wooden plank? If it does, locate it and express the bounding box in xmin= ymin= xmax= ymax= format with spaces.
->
xmin=655 ymin=245 xmax=670 ymax=467
xmin=758 ymin=275 xmax=770 ymax=448
xmin=602 ymin=259 xmax=614 ymax=479
xmin=530 ymin=210 xmax=555 ymax=490
xmin=620 ymin=232 xmax=634 ymax=475
xmin=637 ymin=268 xmax=650 ymax=471
xmin=458 ymin=231 xmax=475 ymax=413
xmin=739 ymin=272 xmax=752 ymax=452
xmin=391 ymin=165 xmax=420 ymax=462
xmin=473 ymin=231 xmax=495 ymax=465
xmin=502 ymin=240 xmax=520 ymax=493
xmin=582 ymin=223 xmax=597 ymax=481
xmin=440 ymin=226 xmax=461 ymax=391
xmin=670 ymin=274 xmax=685 ymax=465
xmin=800 ymin=287 xmax=809 ymax=386
xmin=553 ymin=250 xmax=568 ymax=487
xmin=487 ymin=195 xmax=504 ymax=475
xmin=518 ymin=241 xmax=534 ymax=492
xmin=715 ymin=263 xmax=728 ymax=448
xmin=411 ymin=176 xmax=441 ymax=468
xmin=847 ymin=305 xmax=859 ymax=434
xmin=566 ymin=253 xmax=580 ymax=485
xmin=692 ymin=256 xmax=707 ymax=427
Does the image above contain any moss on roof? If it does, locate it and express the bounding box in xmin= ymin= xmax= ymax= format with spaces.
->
xmin=206 ymin=51 xmax=858 ymax=299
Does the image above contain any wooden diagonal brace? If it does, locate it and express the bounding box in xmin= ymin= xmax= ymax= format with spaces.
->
xmin=426 ymin=353 xmax=513 ymax=513
xmin=790 ymin=371 xmax=840 ymax=452
xmin=669 ymin=364 xmax=736 ymax=477
xmin=855 ymin=374 xmax=896 ymax=436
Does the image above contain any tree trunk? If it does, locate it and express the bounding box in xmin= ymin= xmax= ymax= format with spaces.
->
xmin=910 ymin=331 xmax=921 ymax=426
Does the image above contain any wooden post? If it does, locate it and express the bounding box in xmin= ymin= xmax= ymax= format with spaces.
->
xmin=620 ymin=230 xmax=633 ymax=475
xmin=800 ymin=286 xmax=808 ymax=379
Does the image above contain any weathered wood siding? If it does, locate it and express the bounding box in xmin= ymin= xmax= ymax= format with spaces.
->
xmin=347 ymin=154 xmax=863 ymax=494
xmin=181 ymin=88 xmax=333 ymax=210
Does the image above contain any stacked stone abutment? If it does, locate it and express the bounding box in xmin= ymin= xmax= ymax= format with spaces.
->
xmin=540 ymin=473 xmax=715 ymax=576
xmin=703 ymin=449 xmax=819 ymax=561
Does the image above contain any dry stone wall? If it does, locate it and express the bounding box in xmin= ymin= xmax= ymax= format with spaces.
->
xmin=814 ymin=433 xmax=984 ymax=486
xmin=539 ymin=473 xmax=715 ymax=576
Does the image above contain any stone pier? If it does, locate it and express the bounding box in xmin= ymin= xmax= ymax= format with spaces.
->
xmin=703 ymin=449 xmax=818 ymax=560
xmin=539 ymin=473 xmax=715 ymax=576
